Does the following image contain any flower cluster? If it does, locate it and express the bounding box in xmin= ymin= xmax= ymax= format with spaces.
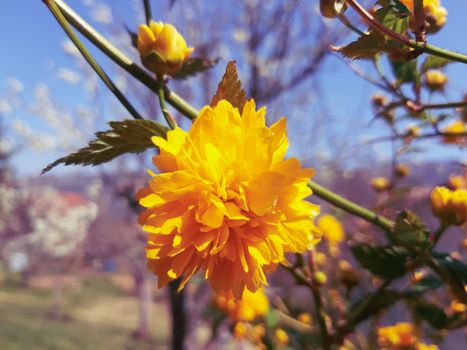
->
xmin=400 ymin=0 xmax=447 ymax=32
xmin=213 ymin=288 xmax=269 ymax=322
xmin=137 ymin=99 xmax=321 ymax=297
xmin=377 ymin=323 xmax=438 ymax=350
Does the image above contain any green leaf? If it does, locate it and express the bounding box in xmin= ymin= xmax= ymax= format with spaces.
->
xmin=404 ymin=274 xmax=442 ymax=297
xmin=336 ymin=30 xmax=386 ymax=60
xmin=210 ymin=61 xmax=247 ymax=110
xmin=413 ymin=300 xmax=448 ymax=329
xmin=430 ymin=253 xmax=467 ymax=303
xmin=173 ymin=57 xmax=218 ymax=80
xmin=42 ymin=119 xmax=168 ymax=174
xmin=351 ymin=245 xmax=408 ymax=279
xmin=421 ymin=55 xmax=452 ymax=72
xmin=390 ymin=59 xmax=420 ymax=85
xmin=375 ymin=2 xmax=410 ymax=33
xmin=347 ymin=289 xmax=401 ymax=324
xmin=265 ymin=310 xmax=281 ymax=328
xmin=386 ymin=0 xmax=411 ymax=18
xmin=390 ymin=211 xmax=430 ymax=249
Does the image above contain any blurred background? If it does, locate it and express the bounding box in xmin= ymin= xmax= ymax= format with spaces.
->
xmin=0 ymin=1 xmax=465 ymax=349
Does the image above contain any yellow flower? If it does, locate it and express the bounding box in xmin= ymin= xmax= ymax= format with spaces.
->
xmin=371 ymin=177 xmax=391 ymax=192
xmin=400 ymin=0 xmax=447 ymax=31
xmin=297 ymin=312 xmax=312 ymax=325
xmin=395 ymin=164 xmax=410 ymax=178
xmin=214 ymin=288 xmax=269 ymax=322
xmin=442 ymin=120 xmax=466 ymax=145
xmin=138 ymin=21 xmax=194 ymax=76
xmin=425 ymin=70 xmax=448 ymax=91
xmin=431 ymin=186 xmax=467 ymax=226
xmin=378 ymin=323 xmax=418 ymax=349
xmin=275 ymin=328 xmax=289 ymax=346
xmin=449 ymin=300 xmax=467 ymax=313
xmin=233 ymin=322 xmax=248 ymax=339
xmin=317 ymin=214 xmax=345 ymax=243
xmin=137 ymin=99 xmax=321 ymax=297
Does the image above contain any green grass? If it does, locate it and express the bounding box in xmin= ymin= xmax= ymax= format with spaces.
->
xmin=0 ymin=275 xmax=169 ymax=350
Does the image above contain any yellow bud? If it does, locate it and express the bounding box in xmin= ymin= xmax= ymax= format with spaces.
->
xmin=298 ymin=312 xmax=313 ymax=325
xmin=425 ymin=70 xmax=448 ymax=91
xmin=320 ymin=0 xmax=347 ymax=18
xmin=338 ymin=260 xmax=360 ymax=288
xmin=275 ymin=328 xmax=289 ymax=345
xmin=371 ymin=93 xmax=388 ymax=108
xmin=449 ymin=300 xmax=466 ymax=313
xmin=371 ymin=177 xmax=391 ymax=192
xmin=442 ymin=120 xmax=467 ymax=145
xmin=137 ymin=21 xmax=194 ymax=76
xmin=431 ymin=186 xmax=467 ymax=226
xmin=314 ymin=252 xmax=327 ymax=266
xmin=317 ymin=214 xmax=345 ymax=243
xmin=395 ymin=164 xmax=410 ymax=178
xmin=314 ymin=271 xmax=328 ymax=285
xmin=233 ymin=322 xmax=248 ymax=339
xmin=448 ymin=174 xmax=467 ymax=190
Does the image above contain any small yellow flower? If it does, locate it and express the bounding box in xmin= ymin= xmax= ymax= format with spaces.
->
xmin=314 ymin=271 xmax=328 ymax=285
xmin=297 ymin=312 xmax=313 ymax=325
xmin=138 ymin=21 xmax=194 ymax=76
xmin=371 ymin=177 xmax=391 ymax=192
xmin=317 ymin=214 xmax=345 ymax=244
xmin=442 ymin=120 xmax=466 ymax=145
xmin=214 ymin=288 xmax=269 ymax=322
xmin=275 ymin=328 xmax=289 ymax=346
xmin=449 ymin=300 xmax=466 ymax=313
xmin=137 ymin=99 xmax=321 ymax=297
xmin=425 ymin=70 xmax=448 ymax=91
xmin=431 ymin=186 xmax=467 ymax=226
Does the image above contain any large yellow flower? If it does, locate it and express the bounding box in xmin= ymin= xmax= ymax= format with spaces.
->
xmin=137 ymin=99 xmax=320 ymax=297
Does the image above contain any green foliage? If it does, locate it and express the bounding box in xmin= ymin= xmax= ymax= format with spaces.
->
xmin=210 ymin=61 xmax=247 ymax=110
xmin=430 ymin=253 xmax=467 ymax=302
xmin=173 ymin=57 xmax=219 ymax=80
xmin=385 ymin=0 xmax=411 ymax=18
xmin=390 ymin=211 xmax=429 ymax=249
xmin=351 ymin=245 xmax=408 ymax=279
xmin=413 ymin=299 xmax=448 ymax=329
xmin=404 ymin=274 xmax=442 ymax=297
xmin=421 ymin=55 xmax=452 ymax=72
xmin=375 ymin=2 xmax=410 ymax=33
xmin=336 ymin=31 xmax=386 ymax=60
xmin=390 ymin=59 xmax=420 ymax=85
xmin=347 ymin=289 xmax=401 ymax=325
xmin=42 ymin=119 xmax=168 ymax=174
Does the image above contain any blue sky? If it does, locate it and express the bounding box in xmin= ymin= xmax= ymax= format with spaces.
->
xmin=0 ymin=0 xmax=466 ymax=175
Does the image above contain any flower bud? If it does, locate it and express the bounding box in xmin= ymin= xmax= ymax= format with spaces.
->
xmin=395 ymin=164 xmax=410 ymax=178
xmin=138 ymin=21 xmax=194 ymax=76
xmin=314 ymin=271 xmax=328 ymax=285
xmin=442 ymin=120 xmax=467 ymax=145
xmin=298 ymin=312 xmax=313 ymax=325
xmin=275 ymin=328 xmax=289 ymax=345
xmin=448 ymin=174 xmax=467 ymax=190
xmin=317 ymin=214 xmax=345 ymax=244
xmin=320 ymin=0 xmax=346 ymax=18
xmin=425 ymin=70 xmax=448 ymax=91
xmin=338 ymin=260 xmax=360 ymax=288
xmin=233 ymin=322 xmax=247 ymax=339
xmin=371 ymin=177 xmax=391 ymax=192
xmin=406 ymin=125 xmax=420 ymax=138
xmin=371 ymin=93 xmax=387 ymax=108
xmin=431 ymin=186 xmax=467 ymax=226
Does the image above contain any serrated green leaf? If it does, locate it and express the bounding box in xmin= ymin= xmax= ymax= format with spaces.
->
xmin=347 ymin=289 xmax=401 ymax=324
xmin=390 ymin=59 xmax=419 ymax=85
xmin=413 ymin=300 xmax=448 ymax=329
xmin=42 ymin=119 xmax=168 ymax=174
xmin=210 ymin=61 xmax=247 ymax=110
xmin=391 ymin=211 xmax=430 ymax=249
xmin=351 ymin=245 xmax=408 ymax=279
xmin=336 ymin=30 xmax=386 ymax=60
xmin=421 ymin=55 xmax=452 ymax=72
xmin=173 ymin=57 xmax=218 ymax=80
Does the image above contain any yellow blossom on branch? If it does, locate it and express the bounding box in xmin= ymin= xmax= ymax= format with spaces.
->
xmin=425 ymin=70 xmax=448 ymax=91
xmin=377 ymin=323 xmax=438 ymax=350
xmin=431 ymin=186 xmax=467 ymax=226
xmin=371 ymin=177 xmax=391 ymax=192
xmin=400 ymin=0 xmax=447 ymax=31
xmin=137 ymin=99 xmax=321 ymax=297
xmin=213 ymin=288 xmax=269 ymax=322
xmin=317 ymin=214 xmax=345 ymax=244
xmin=138 ymin=21 xmax=194 ymax=76
xmin=442 ymin=120 xmax=467 ymax=145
